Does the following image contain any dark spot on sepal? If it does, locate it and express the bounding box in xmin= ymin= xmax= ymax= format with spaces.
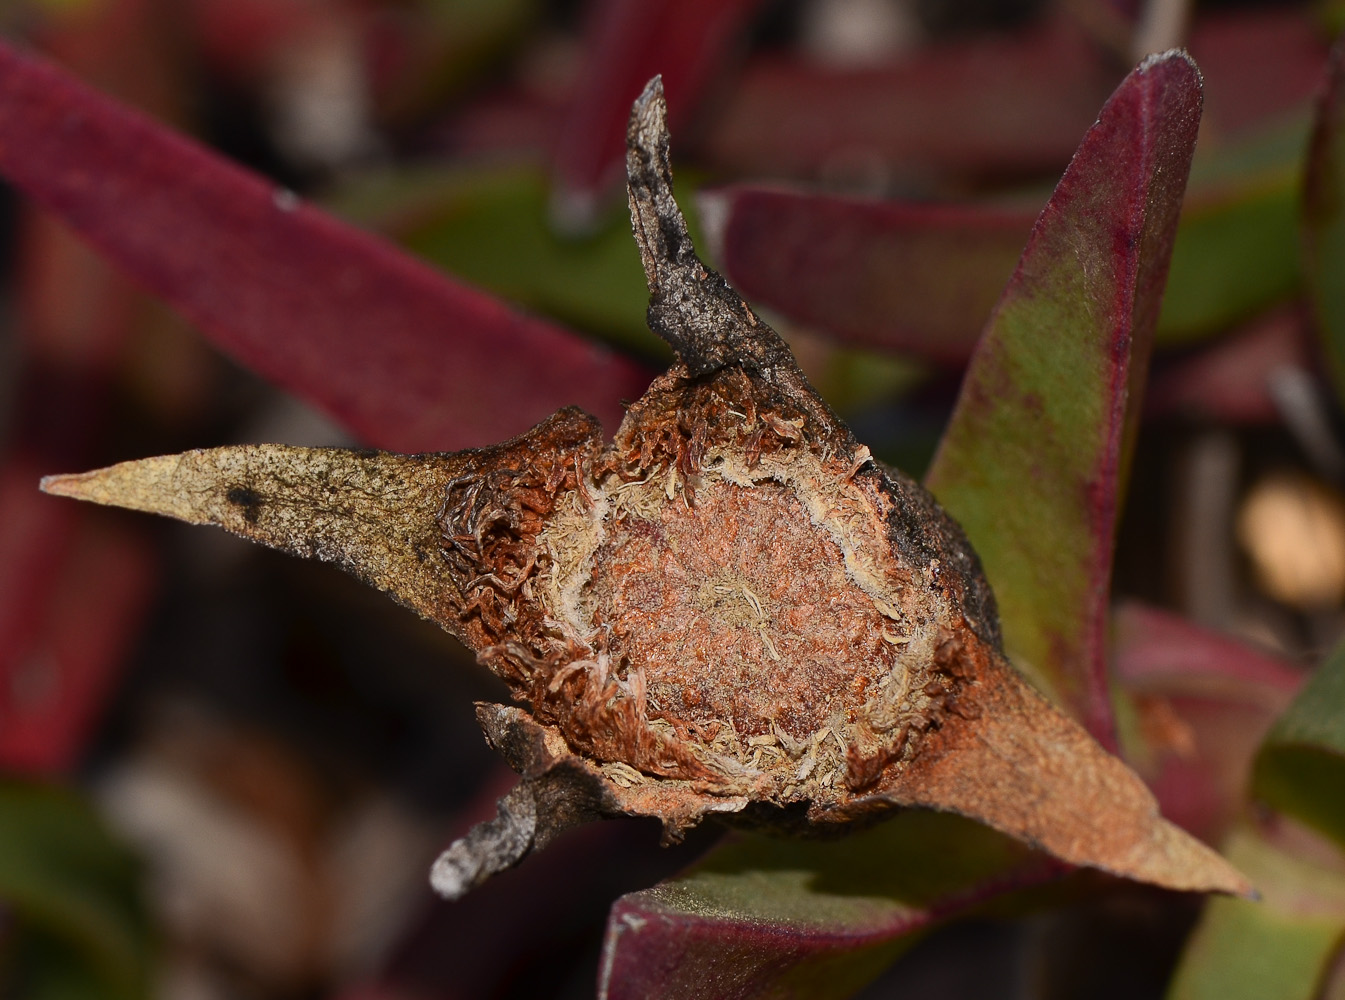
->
xmin=226 ymin=485 xmax=263 ymax=523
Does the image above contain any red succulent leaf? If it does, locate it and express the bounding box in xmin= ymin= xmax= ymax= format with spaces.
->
xmin=0 ymin=475 xmax=155 ymax=774
xmin=549 ymin=0 xmax=766 ymax=226
xmin=924 ymin=52 xmax=1203 ymax=747
xmin=1304 ymin=35 xmax=1345 ymax=406
xmin=0 ymin=0 xmax=184 ymax=774
xmin=1189 ymin=9 xmax=1328 ymax=139
xmin=700 ymin=18 xmax=1115 ymax=183
xmin=699 ymin=10 xmax=1319 ymax=188
xmin=0 ymin=40 xmax=651 ymax=454
xmin=1112 ymin=603 xmax=1304 ymax=692
xmin=701 ymin=185 xmax=1036 ymax=363
xmin=1146 ymin=308 xmax=1311 ymax=424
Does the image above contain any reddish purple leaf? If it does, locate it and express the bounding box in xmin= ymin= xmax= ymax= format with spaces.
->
xmin=1113 ymin=603 xmax=1305 ymax=693
xmin=923 ymin=52 xmax=1203 ymax=747
xmin=1189 ymin=9 xmax=1328 ymax=140
xmin=1146 ymin=308 xmax=1311 ymax=424
xmin=0 ymin=482 xmax=155 ymax=773
xmin=702 ymin=185 xmax=1036 ymax=363
xmin=0 ymin=3 xmax=183 ymax=774
xmin=1304 ymin=36 xmax=1345 ymax=405
xmin=700 ymin=19 xmax=1114 ymax=184
xmin=0 ymin=40 xmax=651 ymax=454
xmin=698 ymin=10 xmax=1319 ymax=188
xmin=1113 ymin=602 xmax=1303 ymax=842
xmin=549 ymin=0 xmax=765 ymax=225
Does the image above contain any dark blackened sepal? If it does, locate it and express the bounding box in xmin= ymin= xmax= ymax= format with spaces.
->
xmin=626 ymin=77 xmax=792 ymax=379
xmin=430 ymin=703 xmax=623 ymax=900
xmin=878 ymin=461 xmax=1003 ymax=651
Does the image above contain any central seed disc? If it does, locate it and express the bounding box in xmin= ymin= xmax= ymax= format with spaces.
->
xmin=584 ymin=476 xmax=900 ymax=741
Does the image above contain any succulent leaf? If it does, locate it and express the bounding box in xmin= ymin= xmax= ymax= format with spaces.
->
xmin=924 ymin=50 xmax=1204 ymax=747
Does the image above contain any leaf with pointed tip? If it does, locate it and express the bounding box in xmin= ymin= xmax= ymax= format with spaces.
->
xmin=1253 ymin=635 xmax=1345 ymax=850
xmin=0 ymin=40 xmax=650 ymax=453
xmin=40 ymin=444 xmax=480 ymax=638
xmin=923 ymin=52 xmax=1202 ymax=747
xmin=1303 ymin=37 xmax=1345 ymax=406
xmin=1168 ymin=822 xmax=1345 ymax=1000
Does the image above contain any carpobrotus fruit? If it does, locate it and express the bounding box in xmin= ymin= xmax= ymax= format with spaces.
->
xmin=42 ymin=78 xmax=1249 ymax=901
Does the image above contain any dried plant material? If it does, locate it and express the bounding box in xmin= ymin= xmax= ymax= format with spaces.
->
xmin=42 ymin=78 xmax=1248 ymax=900
xmin=1237 ymin=472 xmax=1345 ymax=609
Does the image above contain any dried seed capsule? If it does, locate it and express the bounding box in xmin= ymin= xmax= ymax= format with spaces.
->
xmin=40 ymin=77 xmax=1250 ymax=901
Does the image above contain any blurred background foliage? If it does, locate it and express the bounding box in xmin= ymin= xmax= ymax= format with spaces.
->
xmin=2 ymin=0 xmax=1345 ymax=997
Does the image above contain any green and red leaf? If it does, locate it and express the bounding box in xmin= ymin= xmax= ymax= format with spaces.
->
xmin=599 ymin=812 xmax=1049 ymax=1000
xmin=924 ymin=51 xmax=1203 ymax=746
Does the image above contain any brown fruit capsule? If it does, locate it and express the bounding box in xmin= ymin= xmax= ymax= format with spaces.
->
xmin=42 ymin=78 xmax=1250 ymax=900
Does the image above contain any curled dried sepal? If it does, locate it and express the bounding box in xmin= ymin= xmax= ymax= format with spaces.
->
xmin=41 ymin=77 xmax=1249 ymax=900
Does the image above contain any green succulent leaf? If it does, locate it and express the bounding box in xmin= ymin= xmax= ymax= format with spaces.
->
xmin=1253 ymin=637 xmax=1345 ymax=848
xmin=1168 ymin=823 xmax=1345 ymax=1000
xmin=0 ymin=783 xmax=152 ymax=1000
xmin=328 ymin=165 xmax=667 ymax=358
